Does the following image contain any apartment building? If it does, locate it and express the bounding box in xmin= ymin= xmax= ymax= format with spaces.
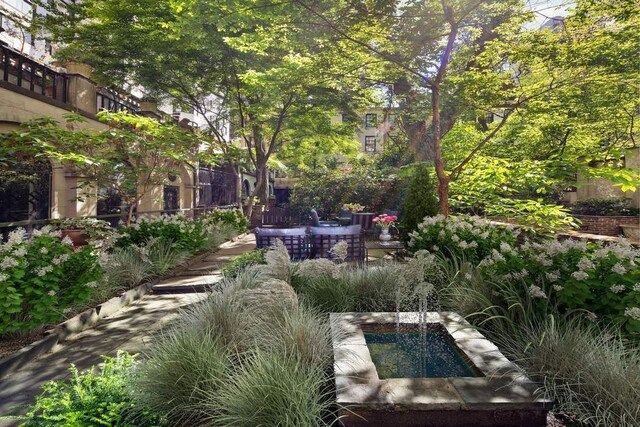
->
xmin=333 ymin=108 xmax=397 ymax=154
xmin=0 ymin=0 xmax=205 ymax=225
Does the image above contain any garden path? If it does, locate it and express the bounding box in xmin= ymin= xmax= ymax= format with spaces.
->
xmin=0 ymin=234 xmax=256 ymax=426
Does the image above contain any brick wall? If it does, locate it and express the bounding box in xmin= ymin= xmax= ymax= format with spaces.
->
xmin=575 ymin=215 xmax=640 ymax=236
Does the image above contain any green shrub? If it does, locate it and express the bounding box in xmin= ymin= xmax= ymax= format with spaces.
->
xmin=214 ymin=352 xmax=331 ymax=427
xmin=221 ymin=249 xmax=266 ymax=278
xmin=289 ymin=167 xmax=407 ymax=219
xmin=201 ymin=208 xmax=249 ymax=233
xmin=0 ymin=227 xmax=103 ymax=335
xmin=572 ymin=198 xmax=640 ymax=217
xmin=400 ymin=163 xmax=438 ymax=240
xmin=115 ymin=214 xmax=206 ymax=253
xmin=22 ymin=352 xmax=166 ymax=427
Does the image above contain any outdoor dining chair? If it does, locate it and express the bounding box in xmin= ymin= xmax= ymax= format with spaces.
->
xmin=309 ymin=224 xmax=365 ymax=262
xmin=350 ymin=212 xmax=376 ymax=233
xmin=310 ymin=209 xmax=340 ymax=227
xmin=254 ymin=226 xmax=310 ymax=260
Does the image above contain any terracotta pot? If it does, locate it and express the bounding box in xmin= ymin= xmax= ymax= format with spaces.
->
xmin=60 ymin=229 xmax=89 ymax=247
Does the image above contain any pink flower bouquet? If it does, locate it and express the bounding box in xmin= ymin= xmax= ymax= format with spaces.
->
xmin=372 ymin=213 xmax=398 ymax=229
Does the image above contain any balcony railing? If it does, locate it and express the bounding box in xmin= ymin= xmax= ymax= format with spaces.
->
xmin=0 ymin=44 xmax=68 ymax=103
xmin=97 ymin=87 xmax=140 ymax=114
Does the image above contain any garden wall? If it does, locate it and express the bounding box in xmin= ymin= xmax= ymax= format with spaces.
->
xmin=575 ymin=215 xmax=639 ymax=236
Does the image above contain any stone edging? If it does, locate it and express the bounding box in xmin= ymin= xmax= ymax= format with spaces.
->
xmin=0 ymin=232 xmax=248 ymax=380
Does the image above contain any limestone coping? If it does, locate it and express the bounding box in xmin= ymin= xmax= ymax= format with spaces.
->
xmin=330 ymin=312 xmax=553 ymax=412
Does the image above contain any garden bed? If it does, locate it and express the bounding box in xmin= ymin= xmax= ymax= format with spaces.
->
xmin=0 ymin=210 xmax=249 ymax=378
xmin=0 ymin=241 xmax=230 ymax=378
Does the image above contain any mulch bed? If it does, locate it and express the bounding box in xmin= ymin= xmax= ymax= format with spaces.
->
xmin=0 ymin=328 xmax=50 ymax=359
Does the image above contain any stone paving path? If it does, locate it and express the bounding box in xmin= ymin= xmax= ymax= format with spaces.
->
xmin=0 ymin=235 xmax=256 ymax=426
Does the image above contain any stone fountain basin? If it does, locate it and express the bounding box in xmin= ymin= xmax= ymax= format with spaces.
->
xmin=331 ymin=312 xmax=553 ymax=427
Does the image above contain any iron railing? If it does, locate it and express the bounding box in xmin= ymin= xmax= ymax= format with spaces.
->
xmin=0 ymin=44 xmax=68 ymax=103
xmin=96 ymin=87 xmax=140 ymax=113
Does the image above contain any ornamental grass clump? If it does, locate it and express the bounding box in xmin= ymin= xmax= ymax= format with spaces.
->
xmin=213 ymin=351 xmax=332 ymax=427
xmin=135 ymin=327 xmax=232 ymax=425
xmin=134 ymin=268 xmax=334 ymax=426
xmin=0 ymin=227 xmax=103 ymax=335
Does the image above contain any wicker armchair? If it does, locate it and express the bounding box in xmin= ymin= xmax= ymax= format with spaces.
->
xmin=309 ymin=225 xmax=365 ymax=262
xmin=254 ymin=227 xmax=309 ymax=260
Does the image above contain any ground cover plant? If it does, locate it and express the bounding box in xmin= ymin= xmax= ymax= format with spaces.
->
xmin=20 ymin=351 xmax=167 ymax=427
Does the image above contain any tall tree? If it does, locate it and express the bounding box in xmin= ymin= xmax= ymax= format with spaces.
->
xmin=37 ymin=0 xmax=377 ymax=217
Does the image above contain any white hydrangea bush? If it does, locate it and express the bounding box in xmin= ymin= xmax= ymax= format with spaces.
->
xmin=114 ymin=213 xmax=207 ymax=252
xmin=408 ymin=215 xmax=640 ymax=336
xmin=0 ymin=226 xmax=103 ymax=334
xmin=483 ymin=237 xmax=640 ymax=335
xmin=408 ymin=215 xmax=520 ymax=264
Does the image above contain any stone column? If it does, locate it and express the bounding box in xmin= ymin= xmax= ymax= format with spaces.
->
xmin=64 ymin=62 xmax=97 ymax=114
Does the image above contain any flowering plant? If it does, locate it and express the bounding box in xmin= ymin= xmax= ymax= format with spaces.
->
xmin=0 ymin=227 xmax=103 ymax=334
xmin=200 ymin=209 xmax=248 ymax=233
xmin=51 ymin=217 xmax=115 ymax=243
xmin=342 ymin=203 xmax=365 ymax=213
xmin=115 ymin=213 xmax=206 ymax=252
xmin=372 ymin=213 xmax=398 ymax=229
xmin=408 ymin=215 xmax=519 ymax=264
xmin=407 ymin=215 xmax=640 ymax=337
xmin=484 ymin=238 xmax=640 ymax=335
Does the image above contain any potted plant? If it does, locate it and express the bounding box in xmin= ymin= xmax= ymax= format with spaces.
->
xmin=52 ymin=217 xmax=114 ymax=247
xmin=342 ymin=203 xmax=365 ymax=213
xmin=372 ymin=213 xmax=398 ymax=244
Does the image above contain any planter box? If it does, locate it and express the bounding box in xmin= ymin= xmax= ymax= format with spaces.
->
xmin=622 ymin=224 xmax=640 ymax=241
xmin=574 ymin=215 xmax=640 ymax=237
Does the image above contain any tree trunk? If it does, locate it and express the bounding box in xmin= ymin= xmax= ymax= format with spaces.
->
xmin=431 ymin=85 xmax=450 ymax=217
xmin=233 ymin=165 xmax=242 ymax=210
xmin=244 ymin=161 xmax=268 ymax=219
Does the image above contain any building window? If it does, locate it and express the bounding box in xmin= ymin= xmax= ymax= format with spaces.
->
xmin=365 ymin=136 xmax=377 ymax=153
xmin=387 ymin=113 xmax=397 ymax=127
xmin=365 ymin=113 xmax=377 ymax=128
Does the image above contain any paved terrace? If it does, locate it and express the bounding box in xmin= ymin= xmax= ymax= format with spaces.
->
xmin=0 ymin=235 xmax=256 ymax=426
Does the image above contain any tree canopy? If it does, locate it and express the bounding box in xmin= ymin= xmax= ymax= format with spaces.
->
xmin=34 ymin=0 xmax=640 ymax=222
